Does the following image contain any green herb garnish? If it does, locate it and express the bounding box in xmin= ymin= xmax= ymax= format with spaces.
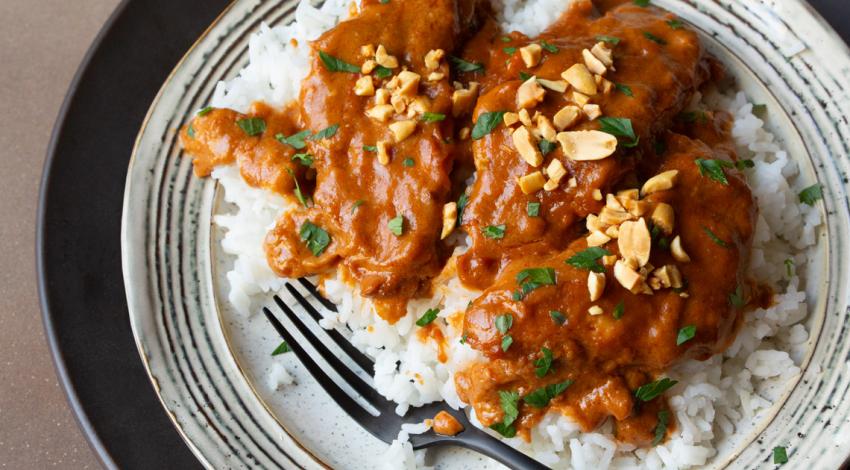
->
xmin=702 ymin=226 xmax=729 ymax=248
xmin=416 ymin=308 xmax=439 ymax=327
xmin=538 ymin=139 xmax=557 ymax=156
xmin=676 ymin=325 xmax=696 ymax=345
xmin=643 ymin=31 xmax=667 ymax=45
xmin=271 ymin=341 xmax=291 ymax=355
xmin=503 ymin=46 xmax=517 ymax=55
xmin=613 ymin=301 xmax=625 ymax=320
xmin=539 ymin=40 xmax=559 ymax=53
xmin=634 ymin=377 xmax=678 ymax=401
xmin=482 ymin=224 xmax=506 ymax=239
xmin=197 ymin=106 xmax=213 ymax=116
xmin=501 ymin=335 xmax=514 ymax=352
xmin=695 ymin=158 xmax=733 ymax=185
xmin=351 ymin=200 xmax=364 ymax=213
xmin=421 ymin=112 xmax=446 ymax=123
xmin=784 ymin=259 xmax=794 ymax=277
xmin=299 ymin=221 xmax=331 ymax=256
xmin=310 ymin=124 xmax=339 ymax=140
xmin=500 ymin=36 xmax=511 ymax=43
xmin=736 ymin=159 xmax=755 ymax=170
xmin=287 ymin=168 xmax=310 ymax=208
xmin=472 ymin=111 xmax=507 ymax=140
xmin=534 ymin=347 xmax=553 ymax=377
xmin=401 ymin=157 xmax=414 ymax=167
xmin=527 ymin=202 xmax=541 ymax=217
xmin=599 ymin=117 xmax=639 ymax=147
xmin=596 ymin=35 xmax=621 ymax=45
xmin=652 ymin=410 xmax=670 ymax=445
xmin=494 ymin=313 xmax=513 ymax=334
xmin=291 ymin=153 xmax=314 ymax=167
xmin=187 ymin=124 xmax=195 ymax=138
xmin=388 ymin=215 xmax=405 ymax=236
xmin=237 ymin=117 xmax=266 ymax=136
xmin=277 ymin=130 xmax=311 ymax=149
xmin=489 ymin=390 xmax=520 ymax=437
xmin=319 ymin=50 xmax=360 ymax=73
xmin=773 ymin=446 xmax=788 ymax=465
xmin=519 ymin=71 xmax=532 ymax=81
xmin=667 ymin=19 xmax=683 ymax=29
xmin=457 ymin=192 xmax=469 ymax=226
xmin=752 ymin=104 xmax=768 ymax=117
xmin=373 ymin=65 xmax=393 ymax=79
xmin=566 ymin=247 xmax=610 ymax=273
xmin=550 ymin=310 xmax=565 ymax=325
xmin=799 ymin=184 xmax=823 ymax=206
xmin=450 ymin=56 xmax=484 ymax=73
xmin=729 ymin=284 xmax=746 ymax=308
xmin=615 ymin=83 xmax=633 ymax=97
xmin=634 ymin=0 xmax=650 ymax=6
xmin=523 ymin=380 xmax=573 ymax=408
xmin=363 ymin=145 xmax=378 ymax=152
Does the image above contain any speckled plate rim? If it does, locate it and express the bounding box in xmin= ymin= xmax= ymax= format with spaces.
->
xmin=121 ymin=0 xmax=850 ymax=468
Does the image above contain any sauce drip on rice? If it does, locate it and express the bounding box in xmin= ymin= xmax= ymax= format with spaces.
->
xmin=180 ymin=0 xmax=762 ymax=446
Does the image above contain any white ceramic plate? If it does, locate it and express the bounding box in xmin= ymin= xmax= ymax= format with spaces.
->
xmin=122 ymin=1 xmax=850 ymax=468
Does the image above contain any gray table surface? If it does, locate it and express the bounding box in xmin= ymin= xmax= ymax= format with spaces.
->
xmin=0 ymin=1 xmax=844 ymax=469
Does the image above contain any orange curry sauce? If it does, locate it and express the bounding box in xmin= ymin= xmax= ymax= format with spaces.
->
xmin=180 ymin=0 xmax=760 ymax=446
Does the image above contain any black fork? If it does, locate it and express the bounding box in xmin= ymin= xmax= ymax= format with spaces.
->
xmin=262 ymin=279 xmax=548 ymax=470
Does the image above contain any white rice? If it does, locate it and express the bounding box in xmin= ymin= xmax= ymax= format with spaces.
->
xmin=204 ymin=1 xmax=823 ymax=468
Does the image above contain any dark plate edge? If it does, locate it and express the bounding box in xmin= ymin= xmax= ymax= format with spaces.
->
xmin=35 ymin=1 xmax=131 ymax=468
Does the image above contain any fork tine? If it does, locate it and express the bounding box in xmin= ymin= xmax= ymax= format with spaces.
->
xmin=262 ymin=307 xmax=378 ymax=426
xmin=283 ymin=284 xmax=376 ymax=376
xmin=296 ymin=278 xmax=338 ymax=312
xmin=272 ymin=294 xmax=389 ymax=408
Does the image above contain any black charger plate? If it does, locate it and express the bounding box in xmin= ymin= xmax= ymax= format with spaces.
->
xmin=37 ymin=1 xmax=849 ymax=468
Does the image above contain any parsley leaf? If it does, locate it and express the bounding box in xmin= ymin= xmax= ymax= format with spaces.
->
xmin=187 ymin=124 xmax=195 ymax=138
xmin=523 ymin=380 xmax=574 ymax=408
xmin=299 ymin=221 xmax=331 ymax=256
xmin=421 ymin=112 xmax=446 ymax=123
xmin=538 ymin=139 xmax=557 ymax=155
xmin=472 ymin=111 xmax=507 ymax=140
xmin=736 ymin=159 xmax=755 ymax=170
xmin=702 ymin=226 xmax=729 ymax=248
xmin=501 ymin=334 xmax=514 ymax=351
xmin=634 ymin=377 xmax=678 ymax=401
xmin=550 ymin=310 xmax=566 ymax=325
xmin=197 ymin=106 xmax=213 ymax=116
xmin=773 ymin=446 xmax=788 ymax=465
xmin=695 ymin=158 xmax=733 ymax=184
xmin=351 ymin=200 xmax=364 ymax=213
xmin=500 ymin=36 xmax=511 ymax=43
xmin=613 ymin=301 xmax=625 ymax=320
xmin=319 ymin=50 xmax=360 ymax=73
xmin=519 ymin=71 xmax=532 ymax=81
xmin=566 ymin=247 xmax=610 ymax=273
xmin=310 ymin=124 xmax=339 ymax=140
xmin=363 ymin=145 xmax=378 ymax=152
xmin=373 ymin=65 xmax=393 ymax=79
xmin=291 ymin=153 xmax=314 ymax=167
xmin=489 ymin=390 xmax=520 ymax=437
xmin=785 ymin=259 xmax=794 ymax=278
xmin=482 ymin=224 xmax=506 ymax=239
xmin=402 ymin=157 xmax=415 ymax=167
xmin=514 ymin=268 xmax=557 ymax=299
xmin=503 ymin=46 xmax=517 ymax=55
xmin=539 ymin=40 xmax=559 ymax=53
xmin=388 ymin=215 xmax=405 ymax=236
xmin=534 ymin=347 xmax=553 ymax=377
xmin=667 ymin=19 xmax=684 ymax=29
xmin=286 ymin=168 xmax=310 ymax=208
xmin=643 ymin=31 xmax=667 ymax=45
xmin=634 ymin=0 xmax=650 ymax=6
xmin=450 ymin=56 xmax=484 ymax=73
xmin=798 ymin=184 xmax=823 ymax=206
xmin=676 ymin=325 xmax=696 ymax=345
xmin=752 ymin=103 xmax=768 ymax=117
xmin=237 ymin=117 xmax=266 ymax=136
xmin=652 ymin=410 xmax=670 ymax=446
xmin=599 ymin=117 xmax=639 ymax=147
xmin=527 ymin=202 xmax=541 ymax=217
xmin=276 ymin=130 xmax=311 ymax=150
xmin=615 ymin=83 xmax=633 ymax=97
xmin=416 ymin=308 xmax=439 ymax=327
xmin=457 ymin=192 xmax=469 ymax=226
xmin=271 ymin=341 xmax=291 ymax=355
xmin=494 ymin=313 xmax=513 ymax=334
xmin=729 ymin=284 xmax=746 ymax=308
xmin=489 ymin=422 xmax=516 ymax=437
xmin=596 ymin=35 xmax=621 ymax=45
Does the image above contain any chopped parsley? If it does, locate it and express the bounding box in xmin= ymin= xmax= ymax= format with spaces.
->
xmin=667 ymin=19 xmax=684 ymax=29
xmin=403 ymin=157 xmax=415 ymax=167
xmin=363 ymin=144 xmax=378 ymax=152
xmin=615 ymin=83 xmax=634 ymax=97
xmin=271 ymin=341 xmax=291 ymax=355
xmin=514 ymin=268 xmax=557 ymax=300
xmin=695 ymin=158 xmax=733 ymax=185
xmin=380 ymin=0 xmax=390 ymax=3
xmin=299 ymin=221 xmax=331 ymax=256
xmin=729 ymin=284 xmax=746 ymax=308
xmin=277 ymin=130 xmax=311 ymax=150
xmin=566 ymin=247 xmax=610 ymax=273
xmin=471 ymin=111 xmax=507 ymax=140
xmin=489 ymin=390 xmax=519 ymax=437
xmin=752 ymin=103 xmax=768 ymax=117
xmin=652 ymin=410 xmax=670 ymax=446
xmin=237 ymin=117 xmax=267 ymax=136
xmin=500 ymin=36 xmax=511 ymax=43
xmin=634 ymin=377 xmax=678 ymax=401
xmin=519 ymin=71 xmax=533 ymax=81
xmin=421 ymin=112 xmax=446 ymax=123
xmin=351 ymin=200 xmax=364 ymax=213
xmin=456 ymin=192 xmax=469 ymax=226
xmin=773 ymin=446 xmax=788 ymax=465
xmin=286 ymin=168 xmax=310 ymax=208
xmin=539 ymin=40 xmax=559 ymax=53
xmin=450 ymin=56 xmax=484 ymax=73
xmin=596 ymin=35 xmax=621 ymax=45
xmin=784 ymin=259 xmax=794 ymax=278
xmin=318 ymin=50 xmax=360 ymax=73
xmin=523 ymin=380 xmax=573 ymax=408
xmin=494 ymin=313 xmax=513 ymax=334
xmin=702 ymin=226 xmax=729 ymax=248
xmin=501 ymin=335 xmax=514 ymax=351
xmin=736 ymin=159 xmax=755 ymax=170
xmin=291 ymin=153 xmax=314 ymax=167
xmin=534 ymin=347 xmax=553 ymax=377
xmin=416 ymin=308 xmax=439 ymax=327
xmin=678 ymin=110 xmax=708 ymax=123
xmin=527 ymin=201 xmax=541 ymax=217
xmin=634 ymin=0 xmax=650 ymax=6
xmin=197 ymin=106 xmax=213 ymax=116
xmin=613 ymin=301 xmax=625 ymax=320
xmin=388 ymin=215 xmax=405 ymax=236
xmin=310 ymin=124 xmax=339 ymax=140
xmin=599 ymin=117 xmax=639 ymax=147
xmin=482 ymin=224 xmax=506 ymax=239
xmin=550 ymin=310 xmax=566 ymax=325
xmin=538 ymin=139 xmax=557 ymax=156
xmin=503 ymin=46 xmax=517 ymax=55
xmin=676 ymin=325 xmax=696 ymax=345
xmin=187 ymin=124 xmax=195 ymax=138
xmin=373 ymin=65 xmax=393 ymax=79
xmin=798 ymin=183 xmax=823 ymax=206
xmin=643 ymin=31 xmax=667 ymax=45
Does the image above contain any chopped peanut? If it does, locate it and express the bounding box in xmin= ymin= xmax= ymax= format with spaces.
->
xmin=641 ymin=170 xmax=679 ymax=195
xmin=545 ymin=158 xmax=567 ymax=182
xmin=588 ymin=272 xmax=606 ymax=301
xmin=459 ymin=127 xmax=470 ymax=140
xmin=587 ymin=230 xmax=611 ymax=247
xmin=354 ymin=76 xmax=375 ymax=96
xmin=424 ymin=49 xmax=445 ymax=71
xmin=389 ymin=120 xmax=417 ymax=142
xmin=537 ymin=78 xmax=568 ymax=93
xmin=517 ymin=171 xmax=546 ymax=194
xmin=451 ymin=82 xmax=479 ymax=117
xmin=605 ymin=225 xmax=620 ymax=239
xmin=536 ymin=115 xmax=557 ymax=141
xmin=361 ymin=44 xmax=376 ymax=57
xmin=512 ymin=126 xmax=543 ymax=167
xmin=441 ymin=202 xmax=457 ymax=239
xmin=571 ymin=91 xmax=590 ymax=107
xmin=671 ymin=235 xmax=691 ymax=263
xmin=553 ymin=105 xmax=581 ymax=130
xmin=366 ymin=104 xmax=395 ymax=122
xmin=582 ymin=104 xmax=602 ymax=121
xmin=376 ymin=140 xmax=391 ymax=165
xmin=427 ymin=72 xmax=445 ymax=82
xmin=375 ymin=45 xmax=399 ymax=69
xmin=606 ymin=193 xmax=626 ymax=212
xmin=592 ymin=189 xmax=603 ymax=201
xmin=587 ymin=214 xmax=603 ymax=232
xmin=390 ymin=94 xmax=407 ymax=113
xmin=520 ymin=44 xmax=543 ymax=68
xmin=406 ymin=96 xmax=428 ymax=117
xmin=582 ymin=48 xmax=607 ymax=75
xmin=561 ymin=63 xmax=597 ymax=95
xmin=599 ymin=206 xmax=633 ymax=226
xmin=614 ymin=260 xmax=643 ymax=292
xmin=651 ymin=203 xmax=675 ymax=234
xmin=588 ymin=305 xmax=604 ymax=316
xmin=591 ymin=42 xmax=614 ymax=68
xmin=517 ymin=77 xmax=546 ymax=110
xmin=618 ymin=217 xmax=651 ymax=267
xmin=396 ymin=71 xmax=421 ymax=97
xmin=361 ymin=59 xmax=377 ymax=74
xmin=375 ymin=88 xmax=390 ymax=105
xmin=503 ymin=112 xmax=520 ymax=127
xmin=556 ymin=130 xmax=618 ymax=161
xmin=598 ymin=76 xmax=614 ymax=94
xmin=518 ymin=108 xmax=532 ymax=127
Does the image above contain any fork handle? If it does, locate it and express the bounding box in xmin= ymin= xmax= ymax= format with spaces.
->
xmin=421 ymin=426 xmax=550 ymax=470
